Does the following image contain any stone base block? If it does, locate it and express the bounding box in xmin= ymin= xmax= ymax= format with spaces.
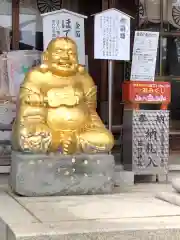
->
xmin=157 ymin=174 xmax=168 ymax=183
xmin=114 ymin=169 xmax=134 ymax=186
xmin=10 ymin=151 xmax=115 ymax=197
xmin=172 ymin=178 xmax=180 ymax=193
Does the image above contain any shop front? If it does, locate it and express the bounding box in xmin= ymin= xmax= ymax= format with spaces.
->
xmin=0 ymin=0 xmax=179 ymax=170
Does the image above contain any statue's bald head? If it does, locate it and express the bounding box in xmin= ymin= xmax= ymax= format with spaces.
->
xmin=43 ymin=37 xmax=79 ymax=76
xmin=47 ymin=37 xmax=77 ymax=54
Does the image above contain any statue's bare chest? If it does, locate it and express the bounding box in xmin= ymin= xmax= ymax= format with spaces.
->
xmin=40 ymin=75 xmax=84 ymax=104
xmin=41 ymin=75 xmax=82 ymax=93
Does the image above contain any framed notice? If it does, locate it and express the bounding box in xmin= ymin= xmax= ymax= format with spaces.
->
xmin=130 ymin=31 xmax=159 ymax=81
xmin=94 ymin=9 xmax=131 ymax=60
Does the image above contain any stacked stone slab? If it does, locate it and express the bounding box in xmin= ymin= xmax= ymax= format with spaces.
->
xmin=10 ymin=151 xmax=115 ymax=196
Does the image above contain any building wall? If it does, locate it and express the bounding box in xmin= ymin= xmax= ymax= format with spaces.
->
xmin=0 ymin=0 xmax=80 ymax=50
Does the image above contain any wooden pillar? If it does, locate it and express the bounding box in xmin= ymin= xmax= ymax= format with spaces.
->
xmin=12 ymin=0 xmax=20 ymax=50
xmin=100 ymin=0 xmax=116 ymax=115
xmin=62 ymin=0 xmax=79 ymax=11
xmin=109 ymin=0 xmax=116 ymax=7
xmin=100 ymin=0 xmax=109 ymax=104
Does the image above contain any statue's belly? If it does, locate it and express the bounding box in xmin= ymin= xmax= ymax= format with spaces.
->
xmin=47 ymin=106 xmax=89 ymax=131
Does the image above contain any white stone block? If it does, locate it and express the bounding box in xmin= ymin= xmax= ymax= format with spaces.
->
xmin=114 ymin=170 xmax=134 ymax=186
xmin=157 ymin=174 xmax=168 ymax=183
xmin=10 ymin=151 xmax=115 ymax=196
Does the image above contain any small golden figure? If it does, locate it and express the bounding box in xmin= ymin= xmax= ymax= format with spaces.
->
xmin=12 ymin=37 xmax=114 ymax=154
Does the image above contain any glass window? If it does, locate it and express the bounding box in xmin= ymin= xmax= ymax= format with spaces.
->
xmin=0 ymin=0 xmax=12 ymax=52
xmin=19 ymin=0 xmax=43 ymax=50
xmin=138 ymin=0 xmax=180 ymax=153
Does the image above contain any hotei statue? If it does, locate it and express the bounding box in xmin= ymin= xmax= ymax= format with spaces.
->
xmin=12 ymin=37 xmax=114 ymax=155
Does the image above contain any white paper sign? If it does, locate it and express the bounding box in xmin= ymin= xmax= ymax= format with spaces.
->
xmin=42 ymin=10 xmax=86 ymax=65
xmin=130 ymin=31 xmax=159 ymax=81
xmin=94 ymin=9 xmax=130 ymax=60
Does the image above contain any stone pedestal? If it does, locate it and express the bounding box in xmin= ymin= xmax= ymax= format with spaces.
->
xmin=10 ymin=151 xmax=115 ymax=196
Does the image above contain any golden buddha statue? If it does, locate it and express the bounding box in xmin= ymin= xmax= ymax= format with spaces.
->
xmin=12 ymin=37 xmax=114 ymax=155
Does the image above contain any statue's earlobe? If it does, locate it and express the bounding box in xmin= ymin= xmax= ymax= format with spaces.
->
xmin=42 ymin=51 xmax=48 ymax=64
xmin=40 ymin=51 xmax=49 ymax=73
xmin=78 ymin=65 xmax=86 ymax=74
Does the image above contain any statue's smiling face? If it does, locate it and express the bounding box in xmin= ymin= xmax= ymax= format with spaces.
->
xmin=47 ymin=38 xmax=78 ymax=76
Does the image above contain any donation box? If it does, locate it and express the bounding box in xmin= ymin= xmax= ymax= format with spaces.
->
xmin=122 ymin=81 xmax=171 ymax=178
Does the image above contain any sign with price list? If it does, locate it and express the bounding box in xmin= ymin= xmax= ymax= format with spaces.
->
xmin=41 ymin=9 xmax=87 ymax=65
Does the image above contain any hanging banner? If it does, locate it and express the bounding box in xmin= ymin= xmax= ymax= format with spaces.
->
xmin=130 ymin=31 xmax=159 ymax=81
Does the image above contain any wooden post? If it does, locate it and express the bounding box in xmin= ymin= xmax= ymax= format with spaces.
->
xmin=100 ymin=1 xmax=116 ymax=101
xmin=109 ymin=0 xmax=116 ymax=7
xmin=12 ymin=0 xmax=20 ymax=50
xmin=100 ymin=0 xmax=109 ymax=119
xmin=100 ymin=0 xmax=116 ymax=118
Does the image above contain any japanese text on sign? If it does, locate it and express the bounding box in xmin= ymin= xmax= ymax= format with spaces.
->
xmin=133 ymin=111 xmax=169 ymax=170
xmin=51 ymin=19 xmax=81 ymax=38
xmin=130 ymin=31 xmax=159 ymax=81
xmin=42 ymin=10 xmax=86 ymax=65
xmin=122 ymin=81 xmax=171 ymax=104
xmin=75 ymin=22 xmax=81 ymax=37
xmin=94 ymin=9 xmax=130 ymax=60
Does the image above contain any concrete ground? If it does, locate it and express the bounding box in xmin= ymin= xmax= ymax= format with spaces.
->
xmin=0 ymin=172 xmax=179 ymax=239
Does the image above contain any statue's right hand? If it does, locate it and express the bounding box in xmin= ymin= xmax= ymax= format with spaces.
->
xmin=19 ymin=124 xmax=52 ymax=153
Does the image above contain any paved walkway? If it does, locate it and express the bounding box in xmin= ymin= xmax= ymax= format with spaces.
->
xmin=0 ymin=172 xmax=179 ymax=239
xmin=0 ymin=176 xmax=178 ymax=239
